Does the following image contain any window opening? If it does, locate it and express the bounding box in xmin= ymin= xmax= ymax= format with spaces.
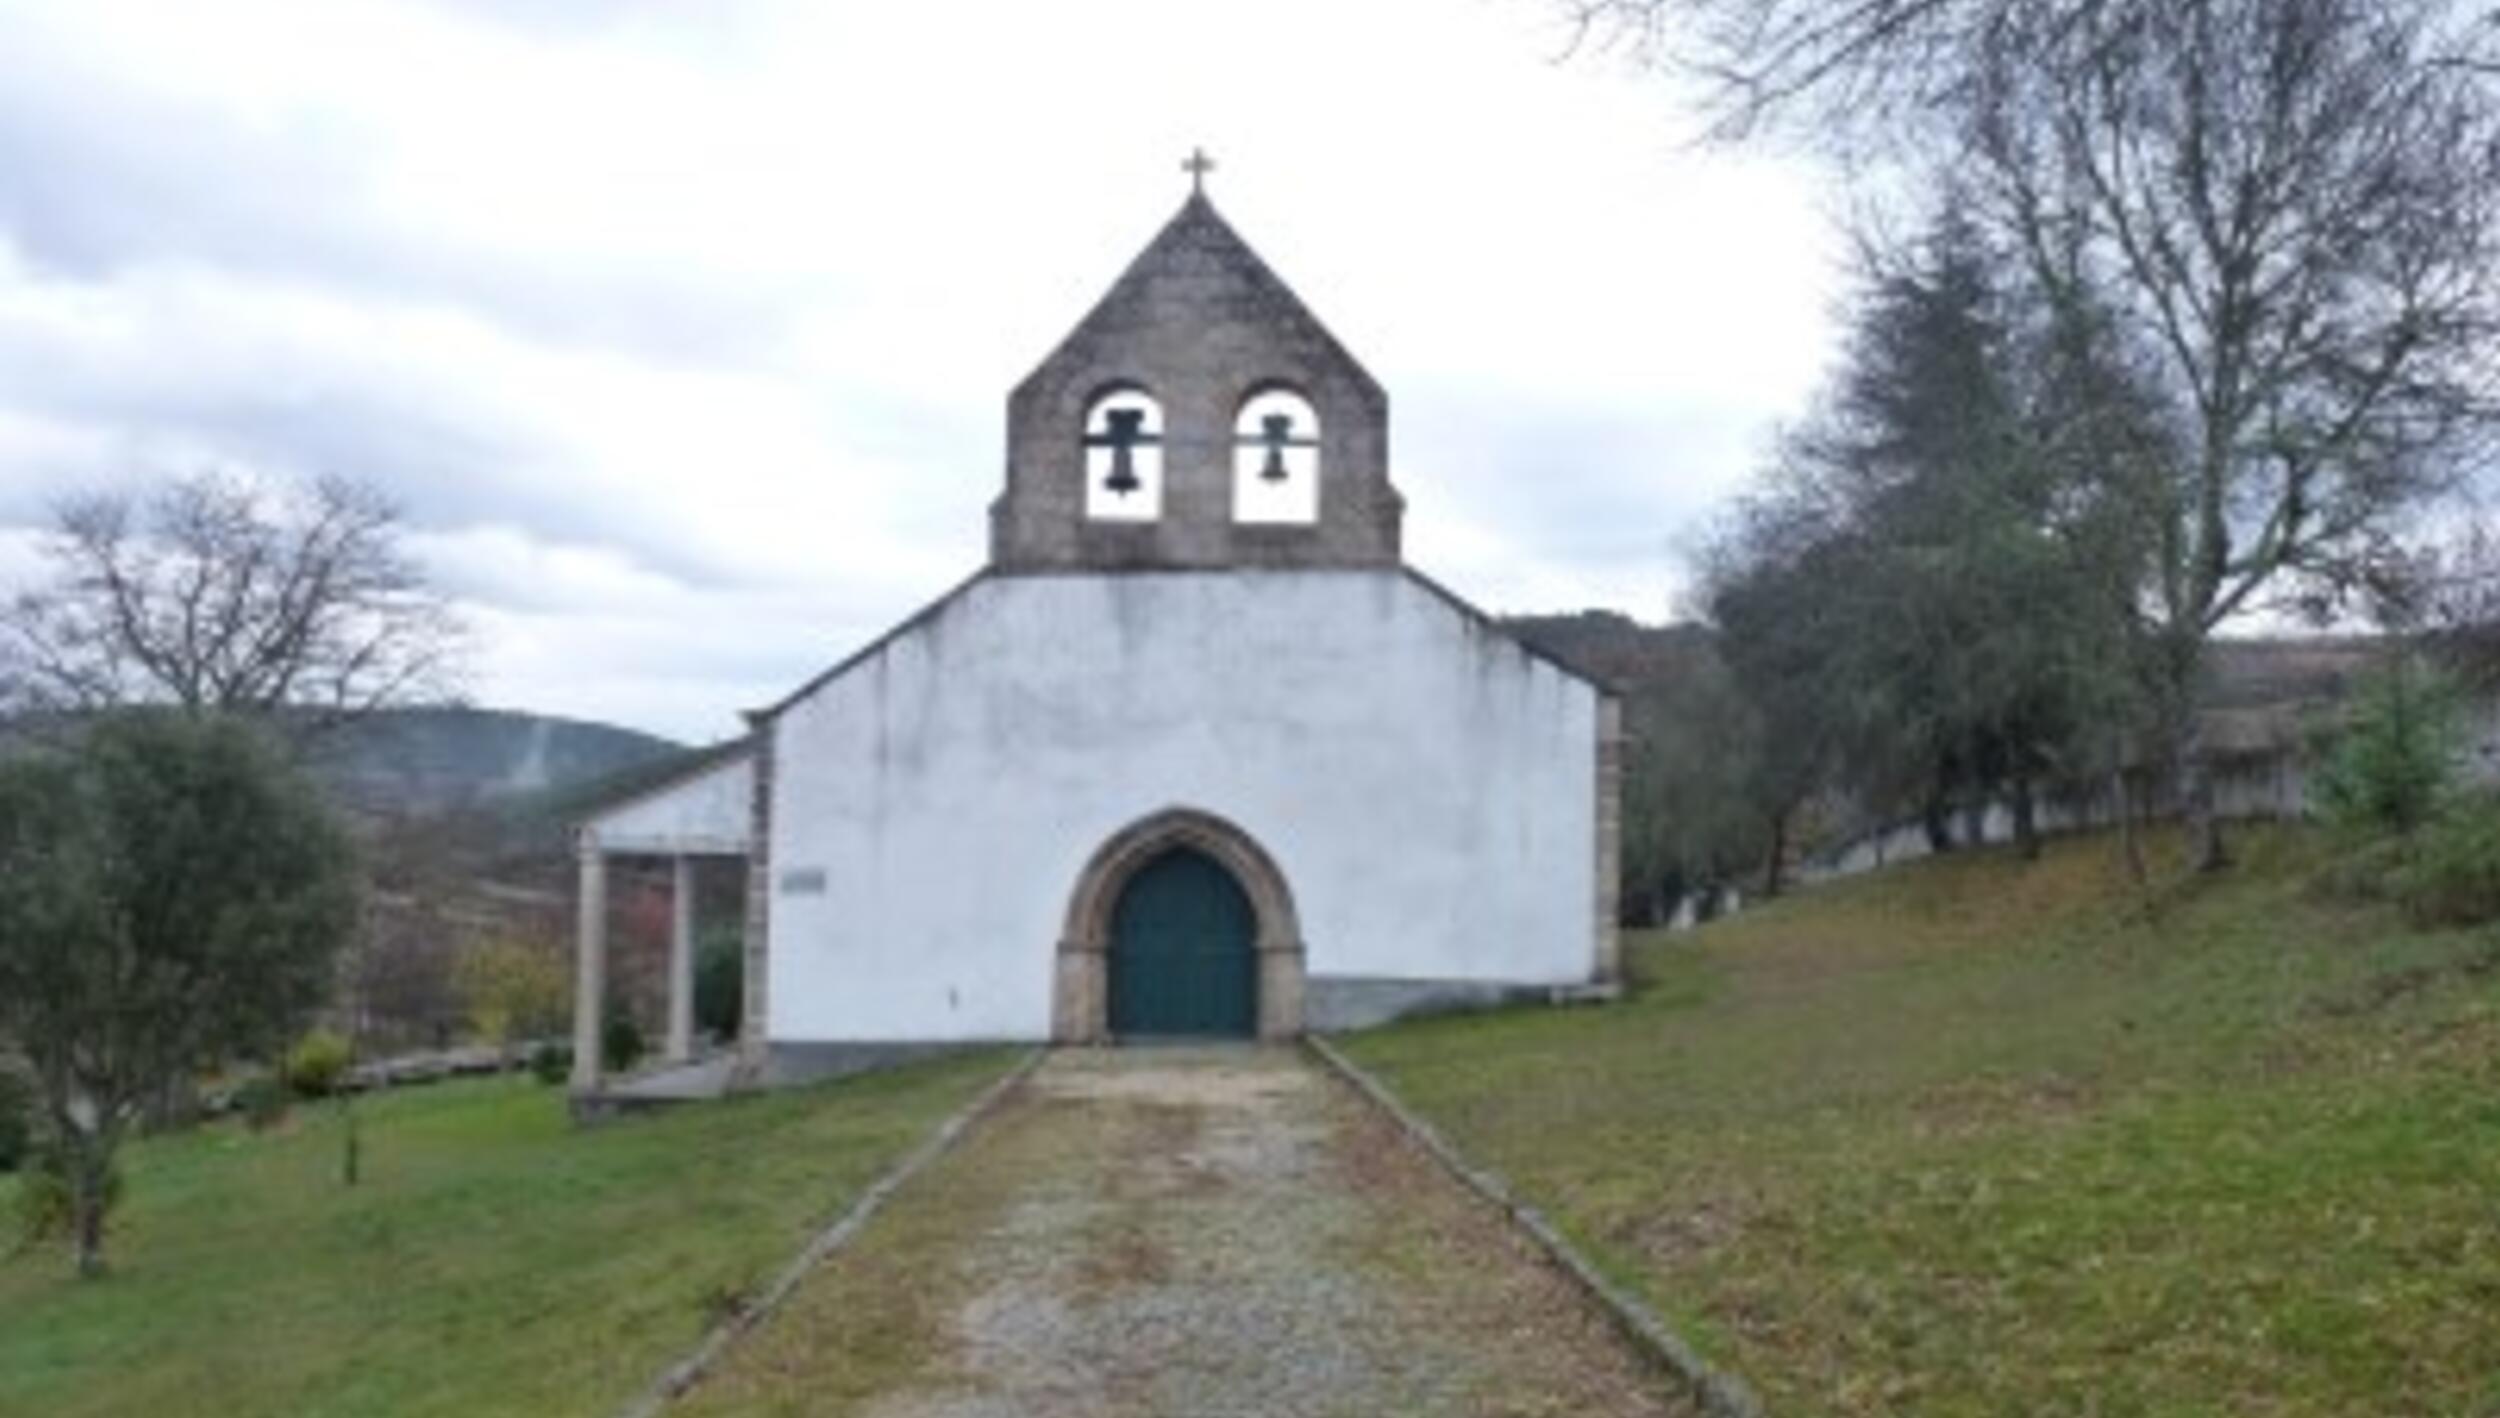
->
xmin=1233 ymin=389 xmax=1319 ymax=524
xmin=1084 ymin=388 xmax=1164 ymax=521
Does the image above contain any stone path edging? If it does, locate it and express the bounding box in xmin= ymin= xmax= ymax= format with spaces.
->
xmin=1304 ymin=1036 xmax=1764 ymax=1418
xmin=616 ymin=1047 xmax=1049 ymax=1418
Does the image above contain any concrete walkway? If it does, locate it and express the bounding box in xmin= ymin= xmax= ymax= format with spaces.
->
xmin=673 ymin=1047 xmax=1689 ymax=1417
xmin=606 ymin=1054 xmax=741 ymax=1103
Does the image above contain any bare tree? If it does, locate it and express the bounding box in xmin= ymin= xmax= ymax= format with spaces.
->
xmin=1565 ymin=0 xmax=1997 ymax=142
xmin=1566 ymin=0 xmax=2500 ymax=142
xmin=2383 ymin=513 xmax=2500 ymax=686
xmin=2 ymin=472 xmax=465 ymax=725
xmin=1583 ymin=0 xmax=2500 ymax=870
xmin=1972 ymin=1 xmax=2499 ymax=867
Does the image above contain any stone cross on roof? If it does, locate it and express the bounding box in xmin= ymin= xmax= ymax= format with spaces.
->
xmin=1183 ymin=147 xmax=1215 ymax=195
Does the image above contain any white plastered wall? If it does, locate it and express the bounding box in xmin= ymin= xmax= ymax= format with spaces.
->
xmin=764 ymin=570 xmax=1600 ymax=1043
xmin=581 ymin=752 xmax=753 ymax=856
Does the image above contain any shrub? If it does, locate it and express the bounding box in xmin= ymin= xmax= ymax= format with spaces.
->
xmin=456 ymin=936 xmax=568 ymax=1053
xmin=527 ymin=1042 xmax=573 ymax=1087
xmin=2395 ymin=795 xmax=2500 ymax=928
xmin=0 ymin=1069 xmax=29 ymax=1173
xmin=284 ymin=1030 xmax=353 ymax=1099
xmin=235 ymin=1075 xmax=291 ymax=1133
xmin=12 ymin=1144 xmax=122 ymax=1253
xmin=0 ymin=710 xmax=359 ymax=1276
xmin=2313 ymin=658 xmax=2458 ymax=838
xmin=2313 ymin=834 xmax=2406 ymax=905
xmin=601 ymin=1012 xmax=646 ymax=1074
xmin=695 ymin=926 xmax=744 ymax=1042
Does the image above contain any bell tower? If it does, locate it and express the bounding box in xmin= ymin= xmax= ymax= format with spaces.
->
xmin=990 ymin=159 xmax=1404 ymax=573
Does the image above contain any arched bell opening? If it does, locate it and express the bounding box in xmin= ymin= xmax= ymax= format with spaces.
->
xmin=1232 ymin=385 xmax=1321 ymax=524
xmin=1082 ymin=384 xmax=1165 ymax=522
xmin=1054 ymin=808 xmax=1306 ymax=1043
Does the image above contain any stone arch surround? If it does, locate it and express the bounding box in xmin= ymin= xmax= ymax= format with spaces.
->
xmin=1054 ymin=807 xmax=1306 ymax=1043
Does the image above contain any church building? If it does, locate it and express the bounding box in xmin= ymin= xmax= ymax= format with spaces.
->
xmin=569 ymin=168 xmax=1622 ymax=1092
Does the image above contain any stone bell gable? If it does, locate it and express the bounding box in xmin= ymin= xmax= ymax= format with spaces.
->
xmin=989 ymin=191 xmax=1405 ymax=572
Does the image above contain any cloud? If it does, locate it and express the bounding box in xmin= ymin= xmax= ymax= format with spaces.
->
xmin=0 ymin=6 xmax=807 ymax=367
xmin=0 ymin=0 xmax=1841 ymax=740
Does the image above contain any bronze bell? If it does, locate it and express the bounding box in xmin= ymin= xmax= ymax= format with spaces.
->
xmin=1102 ymin=408 xmax=1146 ymax=496
xmin=1258 ymin=412 xmax=1294 ymax=483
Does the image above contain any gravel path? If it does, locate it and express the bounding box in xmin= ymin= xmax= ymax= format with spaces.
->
xmin=674 ymin=1046 xmax=1690 ymax=1417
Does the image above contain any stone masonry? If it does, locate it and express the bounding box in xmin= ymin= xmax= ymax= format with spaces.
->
xmin=577 ymin=181 xmax=1624 ymax=1074
xmin=1595 ymin=693 xmax=1625 ymax=983
xmin=990 ymin=192 xmax=1404 ymax=573
xmin=736 ymin=712 xmax=775 ymax=1077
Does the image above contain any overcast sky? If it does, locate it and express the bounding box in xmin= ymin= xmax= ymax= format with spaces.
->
xmin=0 ymin=0 xmax=1843 ymax=744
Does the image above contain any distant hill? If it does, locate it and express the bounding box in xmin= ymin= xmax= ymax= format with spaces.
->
xmin=298 ymin=706 xmax=686 ymax=821
xmin=1499 ymin=610 xmax=1715 ymax=692
xmin=0 ymin=702 xmax=693 ymax=884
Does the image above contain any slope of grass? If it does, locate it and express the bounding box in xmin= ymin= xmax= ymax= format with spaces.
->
xmin=1343 ymin=827 xmax=2500 ymax=1415
xmin=0 ymin=1051 xmax=1016 ymax=1418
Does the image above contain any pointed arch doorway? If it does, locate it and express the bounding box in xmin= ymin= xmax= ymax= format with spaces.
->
xmin=1054 ymin=808 xmax=1306 ymax=1043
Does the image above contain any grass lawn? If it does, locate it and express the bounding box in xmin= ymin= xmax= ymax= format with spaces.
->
xmin=1342 ymin=826 xmax=2500 ymax=1415
xmin=0 ymin=1050 xmax=1018 ymax=1418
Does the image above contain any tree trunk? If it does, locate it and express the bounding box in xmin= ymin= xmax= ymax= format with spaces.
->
xmin=1922 ymin=790 xmax=1955 ymax=854
xmin=2011 ymin=771 xmax=2040 ymax=861
xmin=2110 ymin=729 xmax=2147 ymax=886
xmin=1762 ymin=808 xmax=1791 ymax=898
xmin=70 ymin=1144 xmax=109 ymax=1278
xmin=2152 ymin=627 xmax=2229 ymax=873
xmin=2178 ymin=693 xmax=2230 ymax=873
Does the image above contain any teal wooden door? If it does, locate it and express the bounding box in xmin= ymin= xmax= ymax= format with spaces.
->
xmin=1109 ymin=848 xmax=1257 ymax=1038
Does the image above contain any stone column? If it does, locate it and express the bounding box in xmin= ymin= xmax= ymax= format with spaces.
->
xmin=668 ymin=855 xmax=697 ymax=1064
xmin=737 ymin=715 xmax=776 ymax=1080
xmin=571 ymin=841 xmax=608 ymax=1092
xmin=1594 ymin=694 xmax=1626 ymax=985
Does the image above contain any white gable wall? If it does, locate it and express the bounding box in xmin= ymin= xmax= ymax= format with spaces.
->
xmin=581 ymin=752 xmax=753 ymax=856
xmin=765 ymin=571 xmax=1600 ymax=1043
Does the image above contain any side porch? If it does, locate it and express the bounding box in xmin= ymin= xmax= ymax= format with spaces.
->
xmin=570 ymin=743 xmax=757 ymax=1107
